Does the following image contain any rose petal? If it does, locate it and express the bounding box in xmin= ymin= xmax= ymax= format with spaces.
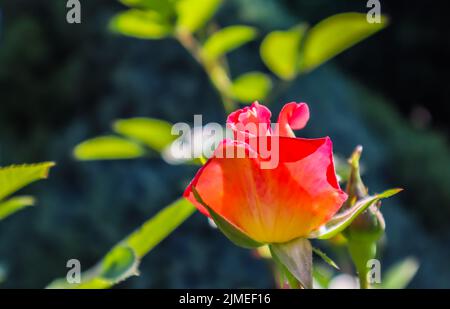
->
xmin=276 ymin=102 xmax=310 ymax=137
xmin=227 ymin=101 xmax=272 ymax=140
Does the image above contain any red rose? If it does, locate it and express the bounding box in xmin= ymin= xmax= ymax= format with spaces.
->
xmin=184 ymin=102 xmax=347 ymax=243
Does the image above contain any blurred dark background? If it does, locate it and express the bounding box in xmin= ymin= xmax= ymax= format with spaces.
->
xmin=0 ymin=0 xmax=449 ymax=288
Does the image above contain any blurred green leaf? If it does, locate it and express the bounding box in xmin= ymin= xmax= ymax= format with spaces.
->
xmin=47 ymin=198 xmax=195 ymax=289
xmin=0 ymin=264 xmax=6 ymax=284
xmin=0 ymin=162 xmax=55 ymax=201
xmin=301 ymin=12 xmax=388 ymax=72
xmin=312 ymin=264 xmax=334 ymax=289
xmin=379 ymin=257 xmax=419 ymax=289
xmin=120 ymin=0 xmax=151 ymax=6
xmin=175 ymin=0 xmax=222 ymax=33
xmin=125 ymin=198 xmax=195 ymax=257
xmin=0 ymin=196 xmax=35 ymax=220
xmin=260 ymin=25 xmax=306 ymax=80
xmin=57 ymin=278 xmax=112 ymax=289
xmin=113 ymin=118 xmax=176 ymax=153
xmin=192 ymin=187 xmax=263 ymax=249
xmin=308 ymin=188 xmax=402 ymax=239
xmin=99 ymin=246 xmax=139 ymax=283
xmin=110 ymin=9 xmax=173 ymax=39
xmin=202 ymin=25 xmax=258 ymax=61
xmin=119 ymin=0 xmax=175 ymax=14
xmin=47 ymin=246 xmax=138 ymax=289
xmin=231 ymin=72 xmax=272 ymax=103
xmin=119 ymin=0 xmax=178 ymax=22
xmin=74 ymin=136 xmax=145 ymax=161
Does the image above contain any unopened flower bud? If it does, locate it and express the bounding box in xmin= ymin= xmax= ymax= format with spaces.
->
xmin=342 ymin=146 xmax=385 ymax=243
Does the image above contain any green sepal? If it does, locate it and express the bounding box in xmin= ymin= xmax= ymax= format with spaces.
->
xmin=312 ymin=247 xmax=340 ymax=270
xmin=308 ymin=188 xmax=402 ymax=239
xmin=269 ymin=245 xmax=300 ymax=289
xmin=270 ymin=238 xmax=313 ymax=289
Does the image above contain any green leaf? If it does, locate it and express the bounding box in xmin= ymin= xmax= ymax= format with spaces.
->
xmin=312 ymin=247 xmax=340 ymax=270
xmin=175 ymin=0 xmax=222 ymax=33
xmin=0 ymin=162 xmax=55 ymax=201
xmin=308 ymin=188 xmax=402 ymax=239
xmin=109 ymin=9 xmax=173 ymax=39
xmin=260 ymin=25 xmax=306 ymax=80
xmin=0 ymin=196 xmax=35 ymax=220
xmin=270 ymin=238 xmax=313 ymax=289
xmin=47 ymin=246 xmax=139 ymax=289
xmin=231 ymin=72 xmax=272 ymax=103
xmin=47 ymin=198 xmax=195 ymax=289
xmin=113 ymin=118 xmax=176 ymax=153
xmin=301 ymin=12 xmax=388 ymax=72
xmin=99 ymin=246 xmax=139 ymax=282
xmin=202 ymin=25 xmax=258 ymax=61
xmin=191 ymin=187 xmax=263 ymax=249
xmin=124 ymin=198 xmax=195 ymax=257
xmin=73 ymin=136 xmax=145 ymax=161
xmin=379 ymin=257 xmax=419 ymax=289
